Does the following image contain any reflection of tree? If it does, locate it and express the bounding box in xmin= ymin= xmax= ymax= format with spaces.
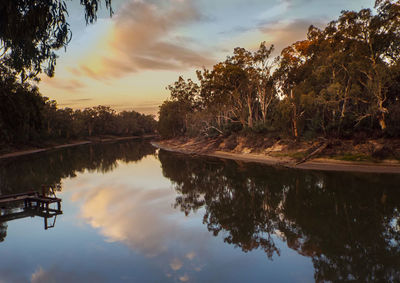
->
xmin=0 ymin=140 xmax=156 ymax=242
xmin=159 ymin=150 xmax=400 ymax=282
xmin=160 ymin=150 xmax=285 ymax=258
xmin=0 ymin=222 xmax=7 ymax=242
xmin=0 ymin=140 xmax=156 ymax=195
xmin=279 ymin=174 xmax=400 ymax=282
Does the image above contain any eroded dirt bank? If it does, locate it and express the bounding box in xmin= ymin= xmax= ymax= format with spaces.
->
xmin=152 ymin=137 xmax=400 ymax=174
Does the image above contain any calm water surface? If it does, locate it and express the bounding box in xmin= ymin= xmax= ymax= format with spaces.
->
xmin=0 ymin=140 xmax=399 ymax=282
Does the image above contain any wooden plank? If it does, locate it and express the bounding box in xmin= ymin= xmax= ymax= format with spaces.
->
xmin=0 ymin=191 xmax=38 ymax=202
xmin=27 ymin=197 xmax=61 ymax=203
xmin=0 ymin=195 xmax=31 ymax=204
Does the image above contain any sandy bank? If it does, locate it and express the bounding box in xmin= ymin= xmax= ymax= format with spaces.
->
xmin=152 ymin=140 xmax=400 ymax=174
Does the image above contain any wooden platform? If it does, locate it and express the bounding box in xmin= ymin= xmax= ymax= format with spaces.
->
xmin=0 ymin=192 xmax=61 ymax=210
xmin=0 ymin=190 xmax=63 ymax=229
xmin=0 ymin=191 xmax=39 ymax=204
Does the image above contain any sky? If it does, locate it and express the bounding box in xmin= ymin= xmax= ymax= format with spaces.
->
xmin=39 ymin=0 xmax=375 ymax=115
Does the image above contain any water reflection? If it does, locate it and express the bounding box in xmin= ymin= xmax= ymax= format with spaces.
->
xmin=0 ymin=141 xmax=155 ymax=242
xmin=67 ymin=156 xmax=211 ymax=282
xmin=0 ymin=186 xmax=63 ymax=243
xmin=79 ymin=185 xmax=178 ymax=256
xmin=0 ymin=140 xmax=156 ymax=195
xmin=158 ymin=150 xmax=400 ymax=282
xmin=0 ymin=141 xmax=399 ymax=282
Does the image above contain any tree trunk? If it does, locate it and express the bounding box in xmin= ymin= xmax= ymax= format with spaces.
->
xmin=247 ymin=95 xmax=253 ymax=128
xmin=340 ymin=78 xmax=351 ymax=121
xmin=292 ymin=110 xmax=298 ymax=139
xmin=291 ymin=90 xmax=299 ymax=140
xmin=377 ymin=86 xmax=387 ymax=131
xmin=379 ymin=114 xmax=386 ymax=131
xmin=88 ymin=123 xmax=93 ymax=136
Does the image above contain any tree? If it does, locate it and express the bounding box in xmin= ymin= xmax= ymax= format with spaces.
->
xmin=0 ymin=67 xmax=46 ymax=144
xmin=0 ymin=0 xmax=112 ymax=81
xmin=275 ymin=40 xmax=315 ymax=139
xmin=158 ymin=1 xmax=400 ymax=139
xmin=166 ymin=76 xmax=200 ymax=134
xmin=158 ymin=100 xmax=189 ymax=138
xmin=196 ymin=43 xmax=275 ymax=131
xmin=329 ymin=4 xmax=400 ymax=131
xmin=253 ymin=42 xmax=275 ymax=124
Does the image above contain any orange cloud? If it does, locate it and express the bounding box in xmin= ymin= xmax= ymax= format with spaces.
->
xmin=41 ymin=77 xmax=86 ymax=92
xmin=259 ymin=19 xmax=325 ymax=55
xmin=77 ymin=0 xmax=214 ymax=80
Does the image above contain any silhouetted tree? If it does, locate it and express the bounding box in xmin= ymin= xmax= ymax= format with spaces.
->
xmin=0 ymin=0 xmax=112 ymax=80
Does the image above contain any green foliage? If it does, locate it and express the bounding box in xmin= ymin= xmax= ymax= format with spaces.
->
xmin=158 ymin=100 xmax=189 ymax=138
xmin=0 ymin=0 xmax=112 ymax=80
xmin=0 ymin=69 xmax=157 ymax=148
xmin=159 ymin=1 xmax=400 ymax=140
xmin=0 ymin=68 xmax=45 ymax=144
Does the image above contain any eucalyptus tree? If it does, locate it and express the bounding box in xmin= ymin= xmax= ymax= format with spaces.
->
xmin=0 ymin=0 xmax=113 ymax=81
xmin=164 ymin=76 xmax=201 ymax=135
xmin=195 ymin=43 xmax=275 ymax=131
xmin=0 ymin=1 xmax=113 ymax=146
xmin=275 ymin=39 xmax=315 ymax=139
xmin=253 ymin=42 xmax=275 ymax=124
xmin=158 ymin=100 xmax=189 ymax=138
xmin=0 ymin=69 xmax=45 ymax=144
xmin=329 ymin=2 xmax=400 ymax=132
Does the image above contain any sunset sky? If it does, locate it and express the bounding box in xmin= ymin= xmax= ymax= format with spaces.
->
xmin=39 ymin=0 xmax=374 ymax=115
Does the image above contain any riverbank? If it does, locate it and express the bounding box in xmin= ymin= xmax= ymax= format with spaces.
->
xmin=0 ymin=135 xmax=156 ymax=160
xmin=152 ymin=137 xmax=400 ymax=174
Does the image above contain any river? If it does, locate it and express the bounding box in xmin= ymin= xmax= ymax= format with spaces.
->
xmin=0 ymin=140 xmax=399 ymax=282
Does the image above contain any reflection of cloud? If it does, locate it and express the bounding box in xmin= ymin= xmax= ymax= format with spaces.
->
xmin=77 ymin=0 xmax=214 ymax=80
xmin=67 ymin=156 xmax=218 ymax=281
xmin=185 ymin=252 xmax=196 ymax=261
xmin=0 ymin=271 xmax=25 ymax=283
xmin=73 ymin=174 xmax=210 ymax=282
xmin=170 ymin=258 xmax=183 ymax=271
xmin=31 ymin=266 xmax=103 ymax=283
xmin=78 ymin=185 xmax=179 ymax=257
xmin=31 ymin=267 xmax=46 ymax=282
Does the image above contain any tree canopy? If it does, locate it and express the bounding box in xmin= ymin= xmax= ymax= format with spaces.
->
xmin=0 ymin=0 xmax=112 ymax=80
xmin=159 ymin=0 xmax=400 ymax=139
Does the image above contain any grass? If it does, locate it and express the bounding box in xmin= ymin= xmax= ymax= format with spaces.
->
xmin=332 ymin=153 xmax=375 ymax=162
xmin=270 ymin=151 xmax=307 ymax=161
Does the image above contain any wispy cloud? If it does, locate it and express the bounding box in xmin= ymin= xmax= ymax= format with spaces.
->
xmin=58 ymin=98 xmax=94 ymax=107
xmin=41 ymin=77 xmax=86 ymax=92
xmin=258 ymin=18 xmax=325 ymax=54
xmin=76 ymin=0 xmax=214 ymax=80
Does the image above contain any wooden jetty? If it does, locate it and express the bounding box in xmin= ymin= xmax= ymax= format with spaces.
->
xmin=0 ymin=188 xmax=63 ymax=230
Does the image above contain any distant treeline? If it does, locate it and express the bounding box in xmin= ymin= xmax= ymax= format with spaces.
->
xmin=159 ymin=0 xmax=400 ymax=139
xmin=0 ymin=67 xmax=157 ymax=147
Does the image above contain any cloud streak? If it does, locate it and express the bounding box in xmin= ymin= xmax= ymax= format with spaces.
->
xmin=41 ymin=77 xmax=86 ymax=92
xmin=77 ymin=0 xmax=214 ymax=80
xmin=258 ymin=18 xmax=325 ymax=54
